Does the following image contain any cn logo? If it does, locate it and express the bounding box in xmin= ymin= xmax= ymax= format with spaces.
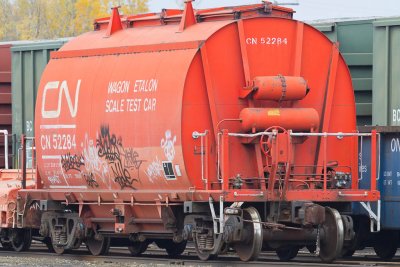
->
xmin=41 ymin=80 xmax=81 ymax=119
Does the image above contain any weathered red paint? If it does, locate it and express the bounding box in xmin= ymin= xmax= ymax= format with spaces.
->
xmin=34 ymin=4 xmax=295 ymax=193
xmin=0 ymin=169 xmax=35 ymax=228
xmin=28 ymin=2 xmax=378 ymax=219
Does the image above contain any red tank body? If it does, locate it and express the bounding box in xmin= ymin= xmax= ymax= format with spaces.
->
xmin=35 ymin=4 xmax=299 ymax=193
xmin=35 ymin=5 xmax=356 ymax=193
xmin=16 ymin=2 xmax=380 ymax=262
xmin=240 ymin=108 xmax=319 ymax=132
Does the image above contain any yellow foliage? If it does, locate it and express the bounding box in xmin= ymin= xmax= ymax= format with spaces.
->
xmin=0 ymin=0 xmax=149 ymax=41
xmin=74 ymin=0 xmax=104 ymax=34
xmin=118 ymin=0 xmax=148 ymax=15
xmin=0 ymin=0 xmax=16 ymax=41
xmin=46 ymin=0 xmax=77 ymax=38
xmin=14 ymin=0 xmax=48 ymax=40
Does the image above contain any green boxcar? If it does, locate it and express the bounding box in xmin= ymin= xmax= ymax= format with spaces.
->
xmin=372 ymin=18 xmax=400 ymax=126
xmin=311 ymin=19 xmax=374 ymax=126
xmin=11 ymin=39 xmax=69 ymax=166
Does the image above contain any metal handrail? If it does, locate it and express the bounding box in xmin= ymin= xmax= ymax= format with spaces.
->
xmin=192 ymin=131 xmax=209 ymax=188
xmin=290 ymin=132 xmax=375 ymax=137
xmin=207 ymin=129 xmax=379 ymax=192
xmin=227 ymin=131 xmax=376 ymax=138
xmin=228 ymin=132 xmax=274 ymax=138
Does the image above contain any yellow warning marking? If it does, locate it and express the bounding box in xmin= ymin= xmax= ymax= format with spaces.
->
xmin=267 ymin=109 xmax=280 ymax=116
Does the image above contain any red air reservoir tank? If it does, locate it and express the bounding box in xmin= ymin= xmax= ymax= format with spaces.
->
xmin=240 ymin=108 xmax=319 ymax=132
xmin=252 ymin=76 xmax=309 ymax=101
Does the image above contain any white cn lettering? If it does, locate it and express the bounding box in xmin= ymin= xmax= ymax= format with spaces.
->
xmin=42 ymin=80 xmax=81 ymax=119
xmin=391 ymin=138 xmax=400 ymax=153
xmin=246 ymin=37 xmax=257 ymax=45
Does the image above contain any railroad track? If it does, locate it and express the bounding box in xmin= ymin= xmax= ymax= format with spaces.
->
xmin=0 ymin=243 xmax=398 ymax=267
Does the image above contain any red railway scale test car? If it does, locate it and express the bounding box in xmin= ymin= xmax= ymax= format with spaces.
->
xmin=1 ymin=1 xmax=380 ymax=263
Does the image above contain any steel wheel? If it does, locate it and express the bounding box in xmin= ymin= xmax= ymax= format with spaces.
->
xmin=72 ymin=238 xmax=82 ymax=249
xmin=43 ymin=237 xmax=55 ymax=252
xmin=50 ymin=234 xmax=66 ymax=255
xmin=1 ymin=241 xmax=12 ymax=250
xmin=373 ymin=230 xmax=398 ymax=260
xmin=319 ymin=207 xmax=344 ymax=263
xmin=219 ymin=242 xmax=229 ymax=255
xmin=233 ymin=207 xmax=263 ymax=261
xmin=166 ymin=241 xmax=186 ymax=257
xmin=50 ymin=242 xmax=66 ymax=255
xmin=276 ymin=246 xmax=299 ymax=261
xmin=128 ymin=241 xmax=148 ymax=256
xmin=156 ymin=239 xmax=187 ymax=257
xmin=86 ymin=236 xmax=110 ymax=256
xmin=10 ymin=229 xmax=32 ymax=252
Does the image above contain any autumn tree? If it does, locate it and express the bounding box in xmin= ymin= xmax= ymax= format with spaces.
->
xmin=0 ymin=0 xmax=149 ymax=41
xmin=0 ymin=0 xmax=16 ymax=41
xmin=74 ymin=0 xmax=149 ymax=34
xmin=74 ymin=0 xmax=105 ymax=35
xmin=14 ymin=0 xmax=48 ymax=40
xmin=117 ymin=0 xmax=148 ymax=15
xmin=46 ymin=0 xmax=77 ymax=38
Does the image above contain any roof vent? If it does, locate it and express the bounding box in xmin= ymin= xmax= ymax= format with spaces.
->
xmin=178 ymin=0 xmax=197 ymax=32
xmin=105 ymin=6 xmax=123 ymax=37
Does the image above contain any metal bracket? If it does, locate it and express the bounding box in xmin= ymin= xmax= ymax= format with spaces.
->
xmin=230 ymin=202 xmax=244 ymax=208
xmin=208 ymin=196 xmax=224 ymax=234
xmin=192 ymin=131 xmax=209 ymax=186
xmin=233 ymin=191 xmax=264 ymax=197
xmin=338 ymin=191 xmax=368 ymax=197
xmin=359 ymin=200 xmax=380 ymax=232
